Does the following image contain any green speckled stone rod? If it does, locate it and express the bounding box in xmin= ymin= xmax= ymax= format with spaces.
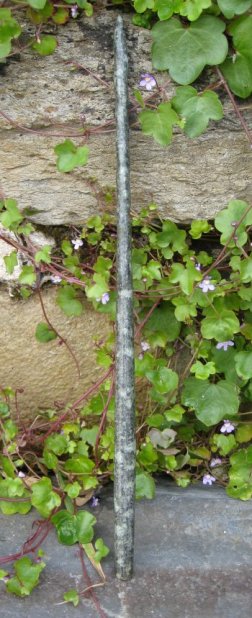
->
xmin=114 ymin=15 xmax=136 ymax=581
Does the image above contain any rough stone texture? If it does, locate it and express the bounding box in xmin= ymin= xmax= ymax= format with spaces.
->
xmin=0 ymin=288 xmax=110 ymax=419
xmin=0 ymin=12 xmax=251 ymax=224
xmin=0 ymin=482 xmax=252 ymax=617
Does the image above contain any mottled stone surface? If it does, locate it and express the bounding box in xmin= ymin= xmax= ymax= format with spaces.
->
xmin=0 ymin=12 xmax=251 ymax=224
xmin=0 ymin=483 xmax=251 ymax=617
xmin=0 ymin=288 xmax=110 ymax=419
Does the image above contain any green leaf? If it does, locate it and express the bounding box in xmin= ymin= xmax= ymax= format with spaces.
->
xmin=43 ymin=449 xmax=58 ymax=470
xmin=65 ymin=482 xmax=81 ymax=499
xmin=137 ymin=442 xmax=158 ymax=470
xmin=63 ymin=589 xmax=79 ymax=607
xmin=235 ymin=351 xmax=252 ymax=380
xmin=0 ymin=478 xmax=31 ymax=515
xmin=80 ymin=426 xmax=99 ymax=446
xmin=179 ymin=0 xmax=211 ymax=20
xmin=31 ymin=477 xmax=61 ymax=518
xmin=172 ymin=86 xmax=223 ymax=137
xmin=220 ymin=15 xmax=252 ymax=98
xmin=144 ymin=302 xmax=180 ymax=342
xmin=190 ymin=360 xmax=216 ymax=380
xmin=51 ymin=510 xmax=77 ymax=545
xmin=171 ymin=296 xmax=197 ymax=322
xmin=135 ymin=471 xmax=155 ymax=499
xmin=201 ymin=300 xmax=240 ymax=341
xmin=64 ymin=455 xmax=95 ymax=474
xmin=182 ymin=378 xmax=239 ymax=426
xmin=76 ymin=510 xmax=96 ymax=543
xmin=139 ymin=102 xmax=181 ymax=146
xmin=3 ymin=419 xmax=17 ymax=441
xmin=44 ymin=433 xmax=68 ymax=456
xmin=32 ymin=35 xmax=57 ymax=56
xmin=236 ymin=424 xmax=252 ymax=443
xmin=93 ymin=538 xmax=110 ymax=562
xmin=154 ymin=0 xmax=183 ymax=21
xmin=215 ymin=200 xmax=252 ymax=247
xmin=227 ymin=445 xmax=252 ymax=500
xmin=86 ymin=274 xmax=109 ymax=301
xmin=35 ymin=322 xmax=57 ymax=343
xmin=35 ymin=245 xmax=52 ymax=264
xmin=151 ymin=220 xmax=187 ymax=254
xmin=164 ymin=405 xmax=185 ymax=422
xmin=0 ymin=9 xmax=21 ymax=59
xmin=146 ymin=366 xmax=178 ymax=394
xmin=189 ymin=219 xmax=212 ymax=239
xmin=19 ymin=265 xmax=36 ymax=286
xmin=217 ymin=0 xmax=252 ymax=19
xmin=212 ymin=433 xmax=236 ymax=455
xmin=169 ymin=262 xmax=202 ymax=295
xmin=152 ymin=16 xmax=228 ymax=84
xmin=0 ymin=199 xmax=23 ymax=229
xmin=6 ymin=557 xmax=45 ymax=597
xmin=52 ymin=8 xmax=69 ymax=24
xmin=4 ymin=250 xmax=18 ymax=275
xmin=28 ymin=0 xmax=47 ymax=8
xmin=0 ymin=402 xmax=10 ymax=418
xmin=134 ymin=0 xmax=154 ymax=12
xmin=51 ymin=510 xmax=96 ymax=545
xmin=61 ymin=239 xmax=73 ymax=256
xmin=56 ymin=285 xmax=83 ymax=316
xmin=54 ymin=140 xmax=89 ymax=173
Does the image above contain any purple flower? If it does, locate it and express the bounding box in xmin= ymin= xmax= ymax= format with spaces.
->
xmin=198 ymin=277 xmax=215 ymax=293
xmin=220 ymin=420 xmax=235 ymax=434
xmin=90 ymin=496 xmax=99 ymax=508
xmin=216 ymin=341 xmax=234 ymax=351
xmin=71 ymin=5 xmax=78 ymax=18
xmin=210 ymin=458 xmax=222 ymax=468
xmin=139 ymin=73 xmax=157 ymax=91
xmin=202 ymin=474 xmax=216 ymax=486
xmin=71 ymin=237 xmax=83 ymax=250
xmin=101 ymin=292 xmax=110 ymax=305
xmin=141 ymin=341 xmax=150 ymax=352
xmin=51 ymin=275 xmax=62 ymax=284
xmin=96 ymin=292 xmax=110 ymax=304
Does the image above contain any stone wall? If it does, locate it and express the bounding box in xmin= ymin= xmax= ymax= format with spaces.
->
xmin=0 ymin=11 xmax=251 ymax=418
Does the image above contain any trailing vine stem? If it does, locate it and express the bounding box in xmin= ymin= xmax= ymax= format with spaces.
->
xmin=216 ymin=68 xmax=252 ymax=148
xmin=36 ymin=285 xmax=81 ymax=378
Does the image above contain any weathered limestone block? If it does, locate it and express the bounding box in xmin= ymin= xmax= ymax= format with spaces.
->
xmin=0 ymin=288 xmax=110 ymax=419
xmin=0 ymin=12 xmax=251 ymax=224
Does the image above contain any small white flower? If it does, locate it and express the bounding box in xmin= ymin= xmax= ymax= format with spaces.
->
xmin=141 ymin=341 xmax=150 ymax=352
xmin=71 ymin=5 xmax=78 ymax=18
xmin=210 ymin=458 xmax=222 ymax=468
xmin=71 ymin=238 xmax=83 ymax=250
xmin=202 ymin=474 xmax=216 ymax=486
xmin=195 ymin=263 xmax=201 ymax=271
xmin=216 ymin=341 xmax=234 ymax=351
xmin=198 ymin=277 xmax=215 ymax=293
xmin=18 ymin=471 xmax=26 ymax=478
xmin=51 ymin=275 xmax=62 ymax=284
xmin=220 ymin=420 xmax=235 ymax=434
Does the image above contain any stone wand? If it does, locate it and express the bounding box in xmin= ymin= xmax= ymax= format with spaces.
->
xmin=114 ymin=15 xmax=136 ymax=581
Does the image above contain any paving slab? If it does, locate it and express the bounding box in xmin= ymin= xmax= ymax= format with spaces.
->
xmin=0 ymin=482 xmax=251 ymax=618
